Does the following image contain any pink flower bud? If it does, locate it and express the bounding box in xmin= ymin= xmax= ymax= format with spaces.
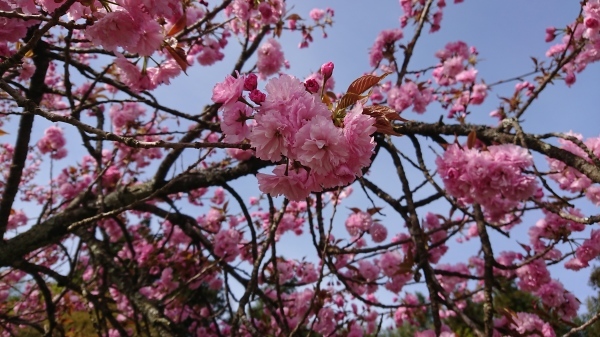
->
xmin=545 ymin=26 xmax=556 ymax=42
xmin=320 ymin=61 xmax=334 ymax=79
xmin=304 ymin=79 xmax=319 ymax=93
xmin=244 ymin=73 xmax=258 ymax=91
xmin=249 ymin=89 xmax=266 ymax=104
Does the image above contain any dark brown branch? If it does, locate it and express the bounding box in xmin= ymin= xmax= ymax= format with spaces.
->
xmin=562 ymin=310 xmax=600 ymax=337
xmin=397 ymin=0 xmax=435 ymax=84
xmin=395 ymin=121 xmax=600 ymax=184
xmin=0 ymin=30 xmax=50 ymax=238
xmin=473 ymin=204 xmax=495 ymax=337
xmin=0 ymin=157 xmax=270 ymax=267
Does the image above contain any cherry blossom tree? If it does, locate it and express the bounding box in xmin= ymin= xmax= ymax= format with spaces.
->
xmin=1 ymin=0 xmax=600 ymax=336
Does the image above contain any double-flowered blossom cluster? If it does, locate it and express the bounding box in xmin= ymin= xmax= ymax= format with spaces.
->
xmin=256 ymin=38 xmax=287 ymax=78
xmin=496 ymin=312 xmax=556 ymax=337
xmin=436 ymin=143 xmax=538 ymax=220
xmin=546 ymin=133 xmax=600 ymax=205
xmin=368 ymin=28 xmax=436 ymax=114
xmin=85 ymin=0 xmax=175 ymax=57
xmin=433 ymin=41 xmax=488 ymax=117
xmin=227 ymin=0 xmax=285 ymax=38
xmin=515 ymin=259 xmax=580 ymax=319
xmin=545 ymin=0 xmax=600 ymax=86
xmin=212 ymin=65 xmax=377 ymax=201
xmin=371 ymin=38 xmax=487 ymax=118
xmin=37 ymin=125 xmax=67 ymax=159
xmin=345 ymin=210 xmax=388 ymax=243
xmin=385 ymin=80 xmax=435 ymax=114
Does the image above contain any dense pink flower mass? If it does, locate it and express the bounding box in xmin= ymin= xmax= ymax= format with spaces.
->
xmin=85 ymin=9 xmax=163 ymax=56
xmin=257 ymin=38 xmax=285 ymax=78
xmin=502 ymin=312 xmax=555 ymax=337
xmin=211 ymin=73 xmax=245 ymax=106
xmin=546 ymin=134 xmax=600 ymax=205
xmin=294 ymin=115 xmax=349 ymax=174
xmin=387 ymin=81 xmax=434 ymax=114
xmin=109 ymin=102 xmax=146 ymax=130
xmin=213 ymin=72 xmax=376 ymax=201
xmin=436 ymin=144 xmax=538 ymax=220
xmin=345 ymin=211 xmax=374 ymax=236
xmin=257 ymin=165 xmax=313 ymax=201
xmin=37 ymin=126 xmax=67 ymax=159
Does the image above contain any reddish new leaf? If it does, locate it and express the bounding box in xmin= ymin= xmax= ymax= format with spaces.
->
xmin=285 ymin=13 xmax=303 ymax=21
xmin=466 ymin=129 xmax=477 ymax=149
xmin=167 ymin=14 xmax=187 ymax=37
xmin=164 ymin=45 xmax=189 ymax=74
xmin=366 ymin=207 xmax=383 ymax=215
xmin=325 ymin=91 xmax=337 ymax=101
xmin=346 ymin=72 xmax=390 ymax=96
xmin=396 ymin=249 xmax=414 ymax=274
xmin=499 ymin=308 xmax=519 ymax=327
xmin=361 ymin=105 xmax=405 ymax=136
xmin=322 ymin=91 xmax=337 ymax=107
xmin=336 ymin=92 xmax=363 ymax=112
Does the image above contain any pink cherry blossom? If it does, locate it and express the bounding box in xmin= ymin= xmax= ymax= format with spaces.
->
xmin=436 ymin=143 xmax=537 ymax=220
xmin=309 ymin=8 xmax=326 ymax=21
xmin=369 ymin=223 xmax=388 ymax=242
xmin=508 ymin=313 xmax=555 ymax=337
xmin=345 ymin=211 xmax=374 ymax=236
xmin=109 ymin=102 xmax=146 ymax=130
xmin=221 ymin=102 xmax=253 ymax=143
xmin=257 ymin=38 xmax=285 ymax=78
xmin=294 ymin=115 xmax=349 ymax=174
xmin=257 ymin=165 xmax=313 ymax=201
xmin=369 ymin=28 xmax=404 ymax=67
xmin=249 ymin=108 xmax=290 ymax=161
xmin=114 ymin=54 xmax=156 ymax=92
xmin=196 ymin=37 xmax=226 ymax=66
xmin=86 ymin=11 xmax=140 ymax=53
xmin=37 ymin=126 xmax=67 ymax=159
xmin=213 ymin=229 xmax=241 ymax=262
xmin=212 ymin=73 xmax=245 ymax=106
